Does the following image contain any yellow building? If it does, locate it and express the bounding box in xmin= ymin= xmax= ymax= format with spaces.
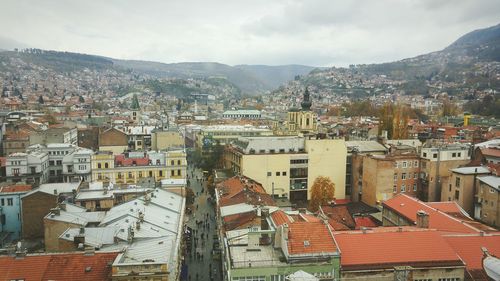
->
xmin=151 ymin=129 xmax=185 ymax=151
xmin=91 ymin=150 xmax=186 ymax=185
xmin=225 ymin=136 xmax=346 ymax=202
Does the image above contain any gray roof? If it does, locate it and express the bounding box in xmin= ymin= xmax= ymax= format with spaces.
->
xmin=23 ymin=182 xmax=81 ymax=198
xmin=345 ymin=141 xmax=387 ymax=153
xmin=478 ymin=176 xmax=500 ymax=191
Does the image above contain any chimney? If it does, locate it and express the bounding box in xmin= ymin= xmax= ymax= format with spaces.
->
xmin=298 ymin=208 xmax=307 ymax=214
xmin=282 ymin=224 xmax=289 ymax=240
xmin=59 ymin=202 xmax=67 ymax=211
xmin=84 ymin=246 xmax=95 ymax=256
xmin=15 ymin=242 xmax=26 ymax=259
xmin=416 ymin=210 xmax=429 ymax=228
xmin=50 ymin=207 xmax=60 ymax=216
xmin=261 ymin=208 xmax=270 ymax=230
xmin=136 ymin=220 xmax=141 ymax=230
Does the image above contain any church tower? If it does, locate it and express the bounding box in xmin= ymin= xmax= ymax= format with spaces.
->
xmin=130 ymin=94 xmax=141 ymax=125
xmin=286 ymin=88 xmax=317 ymax=135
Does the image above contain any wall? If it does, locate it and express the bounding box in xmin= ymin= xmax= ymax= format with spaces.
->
xmin=22 ymin=192 xmax=58 ymax=239
xmin=0 ymin=192 xmax=24 ymax=242
xmin=341 ymin=266 xmax=464 ymax=281
xmin=151 ymin=131 xmax=184 ymax=151
xmin=44 ymin=218 xmax=81 ymax=252
xmin=476 ymin=181 xmax=500 ymax=228
xmin=305 ymin=139 xmax=346 ymax=200
xmin=442 ymin=172 xmax=480 ymax=215
xmin=421 ymin=158 xmax=470 ymax=202
xmin=241 ymin=153 xmax=291 ymax=198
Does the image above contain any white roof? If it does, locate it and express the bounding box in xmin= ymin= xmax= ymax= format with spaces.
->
xmin=475 ymin=138 xmax=500 ymax=148
xmin=223 ymin=109 xmax=261 ymax=115
xmin=451 ymin=166 xmax=490 ymax=175
xmin=288 ymin=270 xmax=319 ymax=281
xmin=220 ymin=203 xmax=256 ymax=217
xmin=160 ymin=178 xmax=187 ymax=186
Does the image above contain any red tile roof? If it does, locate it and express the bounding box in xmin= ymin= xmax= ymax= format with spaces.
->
xmin=114 ymin=155 xmax=150 ymax=166
xmin=335 ymin=230 xmax=463 ymax=270
xmin=270 ymin=210 xmax=293 ymax=227
xmin=0 ymin=185 xmax=32 ymax=193
xmin=354 ymin=216 xmax=380 ymax=229
xmin=444 ymin=234 xmax=500 ymax=270
xmin=321 ymin=205 xmax=356 ymax=230
xmin=0 ymin=252 xmax=119 ymax=281
xmin=383 ymin=194 xmax=493 ymax=233
xmin=481 ymin=148 xmax=500 ymax=158
xmin=218 ymin=176 xmax=274 ymax=207
xmin=223 ymin=211 xmax=259 ymax=231
xmin=287 ymin=221 xmax=337 ymax=255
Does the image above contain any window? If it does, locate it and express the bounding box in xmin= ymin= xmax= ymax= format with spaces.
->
xmin=267 ymin=172 xmax=272 ymax=176
xmin=118 ymin=172 xmax=122 ymax=179
xmin=12 ymin=168 xmax=20 ymax=175
xmin=149 ymin=171 xmax=153 ymax=177
xmin=402 ymin=161 xmax=407 ymax=168
xmin=414 ymin=161 xmax=418 ymax=167
xmin=276 ymin=172 xmax=280 ymax=176
xmin=455 ymin=190 xmax=460 ymax=200
xmin=171 ymin=160 xmax=175 ymax=165
xmin=139 ymin=171 xmax=143 ymax=178
xmin=105 ymin=163 xmax=109 ymax=169
xmin=455 ymin=177 xmax=461 ymax=188
xmin=128 ymin=172 xmax=133 ymax=178
xmin=438 ymin=278 xmax=460 ymax=281
xmin=0 ymin=199 xmax=4 ymax=206
xmin=177 ymin=160 xmax=181 ymax=165
xmin=137 ymin=140 xmax=142 ymax=146
xmin=393 ymin=185 xmax=397 ymax=193
xmin=402 ymin=173 xmax=407 ymax=180
xmin=282 ymin=171 xmax=287 ymax=176
xmin=171 ymin=170 xmax=175 ymax=176
xmin=423 ymin=152 xmax=427 ymax=157
xmin=433 ymin=153 xmax=438 ymax=159
xmin=452 ymin=152 xmax=457 ymax=157
xmin=159 ymin=170 xmax=163 ymax=177
xmin=413 ymin=183 xmax=417 ymax=191
xmin=401 ymin=184 xmax=406 ymax=192
xmin=7 ymin=198 xmax=13 ymax=206
xmin=56 ymin=160 xmax=62 ymax=165
xmin=49 ymin=160 xmax=55 ymax=166
xmin=98 ymin=163 xmax=102 ymax=169
xmin=457 ymin=152 xmax=461 ymax=157
xmin=413 ymin=173 xmax=417 ymax=179
xmin=394 ymin=162 xmax=398 ymax=168
xmin=177 ymin=169 xmax=181 ymax=176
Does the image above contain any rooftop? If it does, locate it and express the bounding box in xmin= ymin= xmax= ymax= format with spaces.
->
xmin=287 ymin=221 xmax=338 ymax=256
xmin=0 ymin=251 xmax=119 ymax=281
xmin=335 ymin=230 xmax=463 ymax=270
xmin=451 ymin=166 xmax=491 ymax=175
xmin=477 ymin=175 xmax=500 ymax=191
xmin=383 ymin=194 xmax=496 ymax=233
xmin=0 ymin=185 xmax=32 ymax=193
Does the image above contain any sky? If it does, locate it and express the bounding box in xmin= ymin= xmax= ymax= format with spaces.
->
xmin=0 ymin=0 xmax=499 ymax=67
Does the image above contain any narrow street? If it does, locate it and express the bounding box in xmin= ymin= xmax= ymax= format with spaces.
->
xmin=183 ymin=162 xmax=222 ymax=281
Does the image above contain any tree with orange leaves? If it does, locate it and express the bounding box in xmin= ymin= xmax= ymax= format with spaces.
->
xmin=308 ymin=176 xmax=335 ymax=212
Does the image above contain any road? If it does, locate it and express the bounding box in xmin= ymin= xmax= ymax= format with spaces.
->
xmin=183 ymin=163 xmax=222 ymax=281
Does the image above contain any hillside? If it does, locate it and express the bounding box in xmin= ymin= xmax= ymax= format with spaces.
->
xmin=273 ymin=23 xmax=500 ymax=98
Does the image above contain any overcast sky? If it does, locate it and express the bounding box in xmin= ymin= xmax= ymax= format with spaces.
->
xmin=0 ymin=0 xmax=499 ymax=67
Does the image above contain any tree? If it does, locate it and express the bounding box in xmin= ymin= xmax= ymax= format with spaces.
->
xmin=79 ymin=95 xmax=85 ymax=103
xmin=308 ymin=176 xmax=335 ymax=212
xmin=378 ymin=103 xmax=410 ymax=140
xmin=185 ymin=187 xmax=195 ymax=205
xmin=38 ymin=95 xmax=44 ymax=104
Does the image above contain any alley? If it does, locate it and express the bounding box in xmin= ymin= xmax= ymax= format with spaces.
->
xmin=183 ymin=162 xmax=222 ymax=281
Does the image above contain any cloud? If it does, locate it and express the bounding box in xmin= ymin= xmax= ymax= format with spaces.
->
xmin=0 ymin=0 xmax=499 ymax=66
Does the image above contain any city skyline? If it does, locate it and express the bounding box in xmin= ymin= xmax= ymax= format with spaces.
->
xmin=1 ymin=0 xmax=499 ymax=66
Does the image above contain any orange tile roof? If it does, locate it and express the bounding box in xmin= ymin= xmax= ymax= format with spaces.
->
xmin=427 ymin=201 xmax=465 ymax=214
xmin=0 ymin=185 xmax=32 ymax=193
xmin=299 ymin=214 xmax=321 ymax=223
xmin=287 ymin=221 xmax=337 ymax=255
xmin=335 ymin=230 xmax=463 ymax=270
xmin=0 ymin=252 xmax=119 ymax=281
xmin=383 ymin=194 xmax=486 ymax=233
xmin=321 ymin=205 xmax=356 ymax=230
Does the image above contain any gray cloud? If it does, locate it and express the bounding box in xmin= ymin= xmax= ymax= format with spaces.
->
xmin=0 ymin=0 xmax=499 ymax=66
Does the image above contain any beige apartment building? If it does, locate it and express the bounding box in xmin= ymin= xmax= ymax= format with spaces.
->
xmin=225 ymin=136 xmax=346 ymax=202
xmin=359 ymin=145 xmax=420 ymax=206
xmin=441 ymin=166 xmax=490 ymax=216
xmin=420 ymin=143 xmax=471 ymax=201
xmin=475 ymin=175 xmax=500 ymax=228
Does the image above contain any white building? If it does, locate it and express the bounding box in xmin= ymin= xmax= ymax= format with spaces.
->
xmin=222 ymin=109 xmax=261 ymax=119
